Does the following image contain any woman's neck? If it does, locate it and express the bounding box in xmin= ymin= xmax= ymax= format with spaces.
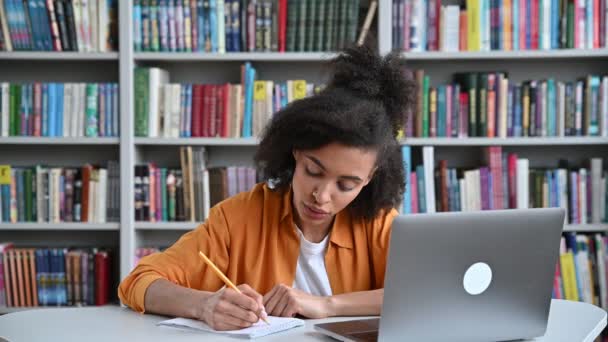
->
xmin=298 ymin=221 xmax=333 ymax=243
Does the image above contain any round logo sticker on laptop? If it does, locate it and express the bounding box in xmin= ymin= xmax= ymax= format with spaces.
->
xmin=463 ymin=262 xmax=493 ymax=295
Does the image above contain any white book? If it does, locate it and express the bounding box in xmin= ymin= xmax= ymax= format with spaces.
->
xmin=81 ymin=0 xmax=91 ymax=51
xmin=148 ymin=68 xmax=170 ymax=137
xmin=481 ymin=0 xmax=491 ymax=51
xmin=575 ymin=236 xmax=593 ymax=303
xmin=286 ymin=80 xmax=293 ymax=103
xmin=558 ymin=169 xmax=569 ymax=225
xmin=232 ymin=84 xmax=243 ymax=138
xmin=203 ymin=169 xmax=210 ymax=220
xmin=70 ymin=83 xmax=80 ymax=137
xmin=97 ymin=0 xmax=109 ymax=51
xmin=459 ymin=178 xmax=467 ymax=211
xmin=423 ymin=146 xmax=436 ymax=213
xmin=516 ymin=159 xmax=529 ymax=209
xmin=441 ymin=5 xmax=460 ymax=52
xmin=217 ymin=0 xmax=225 ymax=53
xmin=162 ymin=84 xmax=172 ymax=137
xmin=72 ymin=0 xmax=84 ymax=51
xmin=576 ymin=0 xmax=586 ymax=49
xmin=170 ymin=84 xmax=181 ymax=138
xmin=63 ymin=84 xmax=72 ymax=137
xmin=579 ymin=168 xmax=587 ymax=224
xmin=595 ymin=234 xmax=607 ymax=310
xmin=557 ymin=82 xmax=566 ymax=136
xmin=98 ymin=168 xmax=107 ymax=223
xmin=499 ymin=77 xmax=508 ymax=138
xmin=266 ymin=81 xmax=274 ymax=128
xmin=1 ymin=83 xmax=9 ymax=137
xmin=542 ymin=0 xmax=551 ymax=49
xmin=89 ymin=0 xmax=98 ymax=52
xmin=591 ymin=158 xmax=603 ymax=223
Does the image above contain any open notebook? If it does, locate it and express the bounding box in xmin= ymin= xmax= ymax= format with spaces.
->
xmin=157 ymin=316 xmax=305 ymax=339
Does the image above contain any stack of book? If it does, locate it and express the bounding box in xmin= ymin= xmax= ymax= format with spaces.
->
xmin=400 ymin=146 xmax=608 ymax=224
xmin=133 ymin=0 xmax=362 ymax=52
xmin=392 ymin=0 xmax=608 ymax=51
xmin=0 ymin=0 xmax=118 ymax=52
xmin=134 ymin=64 xmax=322 ymax=138
xmin=0 ymin=243 xmax=112 ymax=308
xmin=0 ymin=82 xmax=120 ymax=138
xmin=0 ymin=162 xmax=120 ymax=224
xmin=403 ymin=70 xmax=608 ymax=138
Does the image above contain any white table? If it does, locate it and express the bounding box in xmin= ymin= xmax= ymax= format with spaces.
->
xmin=0 ymin=299 xmax=605 ymax=341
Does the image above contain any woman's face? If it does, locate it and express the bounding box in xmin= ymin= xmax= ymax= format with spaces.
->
xmin=291 ymin=142 xmax=378 ymax=232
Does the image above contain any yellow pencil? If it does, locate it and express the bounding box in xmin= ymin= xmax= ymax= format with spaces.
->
xmin=198 ymin=250 xmax=270 ymax=325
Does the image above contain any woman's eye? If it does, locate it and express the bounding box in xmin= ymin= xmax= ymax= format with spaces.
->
xmin=338 ymin=182 xmax=354 ymax=192
xmin=305 ymin=167 xmax=322 ymax=177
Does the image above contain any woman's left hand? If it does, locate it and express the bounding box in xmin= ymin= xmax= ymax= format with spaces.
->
xmin=263 ymin=284 xmax=332 ymax=319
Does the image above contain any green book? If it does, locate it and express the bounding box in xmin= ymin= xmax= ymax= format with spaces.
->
xmin=306 ymin=0 xmax=316 ymax=51
xmin=10 ymin=85 xmax=21 ymax=137
xmin=422 ymin=75 xmax=430 ymax=137
xmin=286 ymin=0 xmax=298 ymax=52
xmin=315 ymin=0 xmax=325 ymax=51
xmin=134 ymin=68 xmax=150 ymax=137
xmin=85 ymin=84 xmax=99 ymax=137
xmin=297 ymin=0 xmax=307 ymax=51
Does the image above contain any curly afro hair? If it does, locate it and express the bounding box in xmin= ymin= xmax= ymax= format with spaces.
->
xmin=254 ymin=45 xmax=417 ymax=221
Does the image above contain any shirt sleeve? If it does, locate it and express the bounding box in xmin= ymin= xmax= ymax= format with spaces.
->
xmin=366 ymin=209 xmax=398 ymax=289
xmin=117 ymin=205 xmax=232 ymax=313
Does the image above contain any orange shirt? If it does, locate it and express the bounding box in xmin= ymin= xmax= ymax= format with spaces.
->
xmin=118 ymin=183 xmax=398 ymax=313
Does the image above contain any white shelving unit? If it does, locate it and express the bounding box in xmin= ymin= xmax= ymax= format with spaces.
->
xmin=0 ymin=0 xmax=606 ymax=287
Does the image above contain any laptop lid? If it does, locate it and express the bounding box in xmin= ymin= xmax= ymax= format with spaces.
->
xmin=379 ymin=208 xmax=564 ymax=342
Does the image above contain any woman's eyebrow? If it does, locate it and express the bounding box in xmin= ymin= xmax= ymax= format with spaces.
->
xmin=305 ymin=155 xmax=363 ymax=182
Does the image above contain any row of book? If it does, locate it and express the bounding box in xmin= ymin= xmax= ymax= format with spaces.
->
xmin=134 ymin=146 xmax=260 ymax=222
xmin=0 ymin=82 xmax=120 ymax=138
xmin=0 ymin=244 xmax=112 ymax=308
xmin=134 ymin=65 xmax=321 ymax=138
xmin=393 ymin=0 xmax=608 ymax=52
xmin=134 ymin=0 xmax=363 ymax=53
xmin=0 ymin=0 xmax=118 ymax=52
xmin=0 ymin=162 xmax=120 ymax=224
xmin=400 ymin=146 xmax=608 ymax=224
xmin=555 ymin=233 xmax=608 ymax=311
xmin=403 ymin=71 xmax=608 ymax=138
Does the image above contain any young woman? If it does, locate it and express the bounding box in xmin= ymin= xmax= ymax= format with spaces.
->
xmin=118 ymin=46 xmax=416 ymax=331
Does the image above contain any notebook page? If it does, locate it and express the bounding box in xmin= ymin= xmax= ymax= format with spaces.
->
xmin=157 ymin=316 xmax=305 ymax=339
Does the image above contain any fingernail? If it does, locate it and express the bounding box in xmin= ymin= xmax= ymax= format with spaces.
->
xmin=261 ymin=308 xmax=268 ymax=318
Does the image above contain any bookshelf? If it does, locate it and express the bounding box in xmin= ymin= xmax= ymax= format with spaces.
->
xmin=0 ymin=0 xmax=606 ymax=312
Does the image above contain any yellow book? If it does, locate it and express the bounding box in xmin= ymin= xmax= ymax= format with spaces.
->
xmin=466 ymin=0 xmax=481 ymax=51
xmin=560 ymin=252 xmax=579 ymax=301
xmin=293 ymin=80 xmax=307 ymax=100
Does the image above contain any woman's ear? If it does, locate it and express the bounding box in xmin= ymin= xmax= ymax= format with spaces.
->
xmin=292 ymin=149 xmax=300 ymax=161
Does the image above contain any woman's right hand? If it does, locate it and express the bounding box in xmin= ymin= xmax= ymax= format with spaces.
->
xmin=197 ymin=284 xmax=268 ymax=331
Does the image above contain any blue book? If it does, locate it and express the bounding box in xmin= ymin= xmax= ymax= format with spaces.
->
xmin=242 ymin=64 xmax=256 ymax=137
xmin=586 ymin=0 xmax=593 ymax=49
xmin=514 ymin=85 xmax=522 ymax=136
xmin=57 ymin=249 xmax=67 ymax=305
xmin=525 ymin=0 xmax=531 ymax=49
xmin=134 ymin=0 xmax=142 ymax=51
xmin=112 ymin=84 xmax=119 ymax=137
xmin=209 ymin=0 xmax=218 ymax=52
xmin=186 ymin=84 xmax=193 ymax=136
xmin=180 ymin=85 xmax=188 ymax=137
xmin=224 ymin=0 xmax=232 ymax=51
xmin=231 ymin=0 xmax=240 ymax=51
xmin=158 ymin=0 xmax=168 ymax=51
xmin=56 ymin=84 xmax=64 ymax=137
xmin=37 ymin=0 xmax=52 ymax=50
xmin=26 ymin=0 xmax=41 ymax=50
xmin=551 ymin=0 xmax=559 ymax=48
xmin=15 ymin=170 xmax=22 ymax=221
xmin=1 ymin=184 xmax=9 ymax=221
xmin=41 ymin=83 xmax=48 ymax=136
xmin=416 ymin=165 xmax=426 ymax=213
xmin=547 ymin=79 xmax=556 ymax=136
xmin=105 ymin=83 xmax=112 ymax=137
xmin=35 ymin=249 xmax=45 ymax=305
xmin=437 ymin=86 xmax=446 ymax=137
xmin=402 ymin=146 xmax=411 ymax=214
xmin=48 ymin=83 xmax=57 ymax=137
xmin=507 ymin=85 xmax=514 ymax=137
xmin=20 ymin=84 xmax=28 ymax=136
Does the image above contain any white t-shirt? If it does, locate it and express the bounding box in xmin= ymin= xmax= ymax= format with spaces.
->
xmin=292 ymin=226 xmax=333 ymax=296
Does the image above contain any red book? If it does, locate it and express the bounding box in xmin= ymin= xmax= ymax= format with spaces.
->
xmin=531 ymin=0 xmax=539 ymax=49
xmin=278 ymin=0 xmax=287 ymax=52
xmin=33 ymin=83 xmax=42 ymax=137
xmin=94 ymin=251 xmax=110 ymax=305
xmin=519 ymin=0 xmax=526 ymax=49
xmin=202 ymin=85 xmax=211 ymax=137
xmin=191 ymin=85 xmax=203 ymax=137
xmin=216 ymin=85 xmax=224 ymax=138
xmin=209 ymin=85 xmax=218 ymax=137
xmin=410 ymin=172 xmax=419 ymax=213
xmin=459 ymin=10 xmax=467 ymax=51
xmin=593 ymin=0 xmax=600 ymax=48
xmin=222 ymin=84 xmax=231 ymax=137
xmin=507 ymin=153 xmax=518 ymax=209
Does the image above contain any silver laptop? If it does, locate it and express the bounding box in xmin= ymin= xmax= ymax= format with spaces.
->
xmin=315 ymin=208 xmax=565 ymax=342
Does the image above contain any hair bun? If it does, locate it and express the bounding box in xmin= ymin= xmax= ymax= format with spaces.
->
xmin=326 ymin=46 xmax=416 ymax=135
